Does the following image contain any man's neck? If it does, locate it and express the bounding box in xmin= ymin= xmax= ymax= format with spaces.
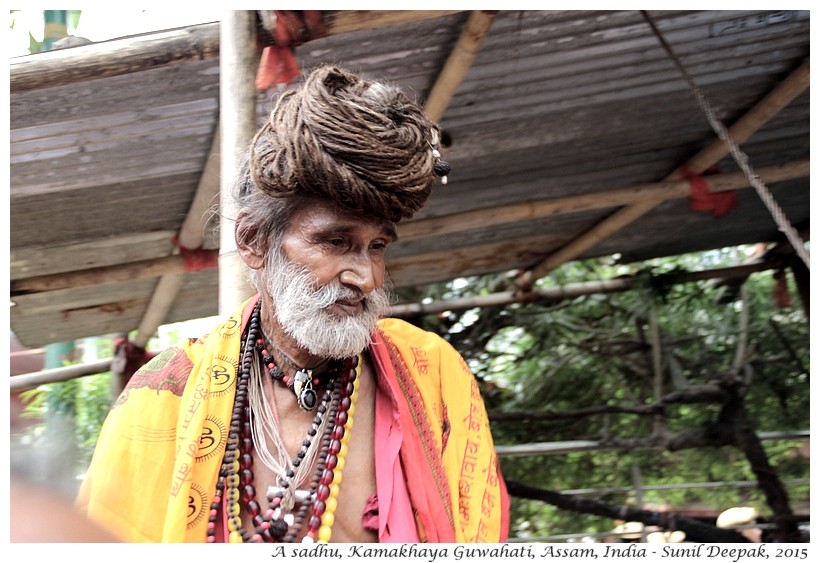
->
xmin=259 ymin=298 xmax=327 ymax=372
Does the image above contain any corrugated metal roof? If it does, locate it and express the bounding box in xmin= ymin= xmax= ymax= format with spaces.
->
xmin=9 ymin=10 xmax=810 ymax=348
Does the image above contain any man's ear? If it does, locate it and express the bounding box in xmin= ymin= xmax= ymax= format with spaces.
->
xmin=234 ymin=210 xmax=266 ymax=270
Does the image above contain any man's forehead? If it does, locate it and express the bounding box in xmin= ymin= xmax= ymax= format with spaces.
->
xmin=289 ymin=201 xmax=397 ymax=239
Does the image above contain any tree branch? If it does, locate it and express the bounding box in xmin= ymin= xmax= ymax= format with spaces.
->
xmin=504 ymin=479 xmax=755 ymax=543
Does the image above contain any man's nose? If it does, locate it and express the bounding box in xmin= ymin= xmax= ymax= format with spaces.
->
xmin=339 ymin=254 xmax=379 ymax=295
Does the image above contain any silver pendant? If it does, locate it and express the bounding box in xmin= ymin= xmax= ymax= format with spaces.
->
xmin=267 ymin=486 xmax=314 ymax=505
xmin=293 ymin=369 xmax=317 ymax=410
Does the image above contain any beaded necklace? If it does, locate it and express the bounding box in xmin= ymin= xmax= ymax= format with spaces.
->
xmin=257 ymin=336 xmax=329 ymax=411
xmin=206 ymin=302 xmax=359 ymax=543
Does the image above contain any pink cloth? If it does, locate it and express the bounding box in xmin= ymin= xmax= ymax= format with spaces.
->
xmin=372 ymin=373 xmax=420 ymax=542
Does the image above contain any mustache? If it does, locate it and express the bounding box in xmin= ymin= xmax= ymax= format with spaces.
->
xmin=264 ymin=248 xmax=393 ymax=314
xmin=312 ymin=281 xmax=361 ymax=307
xmin=261 ymin=247 xmax=393 ymax=358
xmin=315 ymin=280 xmax=392 ymax=315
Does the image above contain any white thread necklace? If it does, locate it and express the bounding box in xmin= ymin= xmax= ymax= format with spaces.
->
xmin=247 ymin=351 xmax=338 ymax=512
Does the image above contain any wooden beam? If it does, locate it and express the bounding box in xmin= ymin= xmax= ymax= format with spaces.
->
xmin=525 ymin=58 xmax=811 ymax=282
xmin=10 ymin=11 xmax=463 ymax=93
xmin=10 ymin=252 xmax=217 ymax=295
xmin=424 ymin=11 xmax=496 ymax=122
xmin=10 ymin=23 xmax=222 ymax=92
xmin=10 ymin=230 xmax=177 ymax=280
xmin=399 ymin=160 xmax=808 ymax=242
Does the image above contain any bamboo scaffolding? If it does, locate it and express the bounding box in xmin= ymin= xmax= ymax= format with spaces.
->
xmin=218 ymin=11 xmax=258 ymax=316
xmin=10 ymin=11 xmax=462 ymax=92
xmin=11 ymin=160 xmax=804 ymax=297
xmin=131 ymin=125 xmax=221 ymax=350
xmin=424 ymin=11 xmax=496 ymax=122
xmin=399 ymin=160 xmax=808 ymax=242
xmin=389 ymin=261 xmax=774 ymax=317
xmin=524 ymin=58 xmax=811 ymax=283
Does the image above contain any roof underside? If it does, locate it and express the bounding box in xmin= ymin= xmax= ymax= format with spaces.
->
xmin=9 ymin=9 xmax=810 ymax=348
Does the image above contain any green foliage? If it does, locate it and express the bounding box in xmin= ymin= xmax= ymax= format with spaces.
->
xmin=16 ymin=373 xmax=114 ymax=469
xmin=28 ymin=30 xmax=41 ymax=54
xmin=72 ymin=372 xmax=116 ymax=468
xmin=434 ymin=246 xmax=809 ymax=540
xmin=67 ymin=9 xmax=81 ymax=29
xmin=14 ymin=338 xmax=115 ymax=481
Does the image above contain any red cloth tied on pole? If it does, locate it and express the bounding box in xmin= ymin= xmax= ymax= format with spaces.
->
xmin=256 ymin=11 xmax=327 ymax=91
xmin=112 ymin=337 xmax=156 ymax=383
xmin=680 ymin=164 xmax=738 ymax=217
xmin=172 ymin=235 xmax=218 ymax=273
xmin=773 ymin=270 xmax=793 ymax=308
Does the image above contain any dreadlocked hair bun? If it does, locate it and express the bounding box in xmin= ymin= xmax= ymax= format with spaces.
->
xmin=249 ymin=65 xmax=441 ymax=222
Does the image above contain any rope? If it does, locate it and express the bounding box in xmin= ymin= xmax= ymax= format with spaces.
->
xmin=641 ymin=11 xmax=810 ymax=269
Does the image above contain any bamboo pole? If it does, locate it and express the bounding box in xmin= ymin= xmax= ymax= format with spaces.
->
xmin=178 ymin=125 xmax=221 ymax=250
xmin=322 ymin=10 xmax=463 ymax=35
xmin=219 ymin=11 xmax=259 ymax=316
xmin=525 ymin=58 xmax=810 ymax=283
xmin=132 ymin=274 xmax=186 ymax=349
xmin=686 ymin=59 xmax=810 ymax=173
xmin=424 ymin=11 xmax=496 ymax=122
xmin=390 ymin=261 xmax=774 ymax=317
xmin=131 ymin=125 xmax=221 ymax=349
xmin=494 ymin=431 xmax=809 ymax=458
xmin=399 ymin=160 xmax=808 ymax=242
xmin=10 ymin=359 xmax=112 ymax=392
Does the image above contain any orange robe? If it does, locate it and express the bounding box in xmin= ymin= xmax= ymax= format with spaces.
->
xmin=77 ymin=297 xmax=509 ymax=542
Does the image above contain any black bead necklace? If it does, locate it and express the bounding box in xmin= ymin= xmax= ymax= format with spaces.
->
xmin=206 ymin=301 xmax=357 ymax=543
xmin=255 ymin=334 xmax=330 ymax=411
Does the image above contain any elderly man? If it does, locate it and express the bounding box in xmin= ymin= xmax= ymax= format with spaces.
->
xmin=77 ymin=65 xmax=509 ymax=543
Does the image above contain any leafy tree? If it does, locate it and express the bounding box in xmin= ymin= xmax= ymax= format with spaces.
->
xmin=413 ymin=246 xmax=808 ymax=542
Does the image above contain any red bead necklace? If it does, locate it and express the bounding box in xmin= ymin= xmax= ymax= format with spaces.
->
xmin=206 ymin=303 xmax=359 ymax=543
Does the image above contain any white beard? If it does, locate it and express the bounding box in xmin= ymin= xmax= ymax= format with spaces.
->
xmin=263 ymin=248 xmax=392 ymax=359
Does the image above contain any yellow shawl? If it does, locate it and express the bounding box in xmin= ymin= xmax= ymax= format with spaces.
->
xmin=77 ymin=297 xmax=509 ymax=542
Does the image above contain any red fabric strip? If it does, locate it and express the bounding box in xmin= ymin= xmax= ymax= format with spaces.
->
xmin=680 ymin=164 xmax=738 ymax=217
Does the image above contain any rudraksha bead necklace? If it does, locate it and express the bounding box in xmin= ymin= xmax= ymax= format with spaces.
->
xmin=206 ymin=302 xmax=359 ymax=543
